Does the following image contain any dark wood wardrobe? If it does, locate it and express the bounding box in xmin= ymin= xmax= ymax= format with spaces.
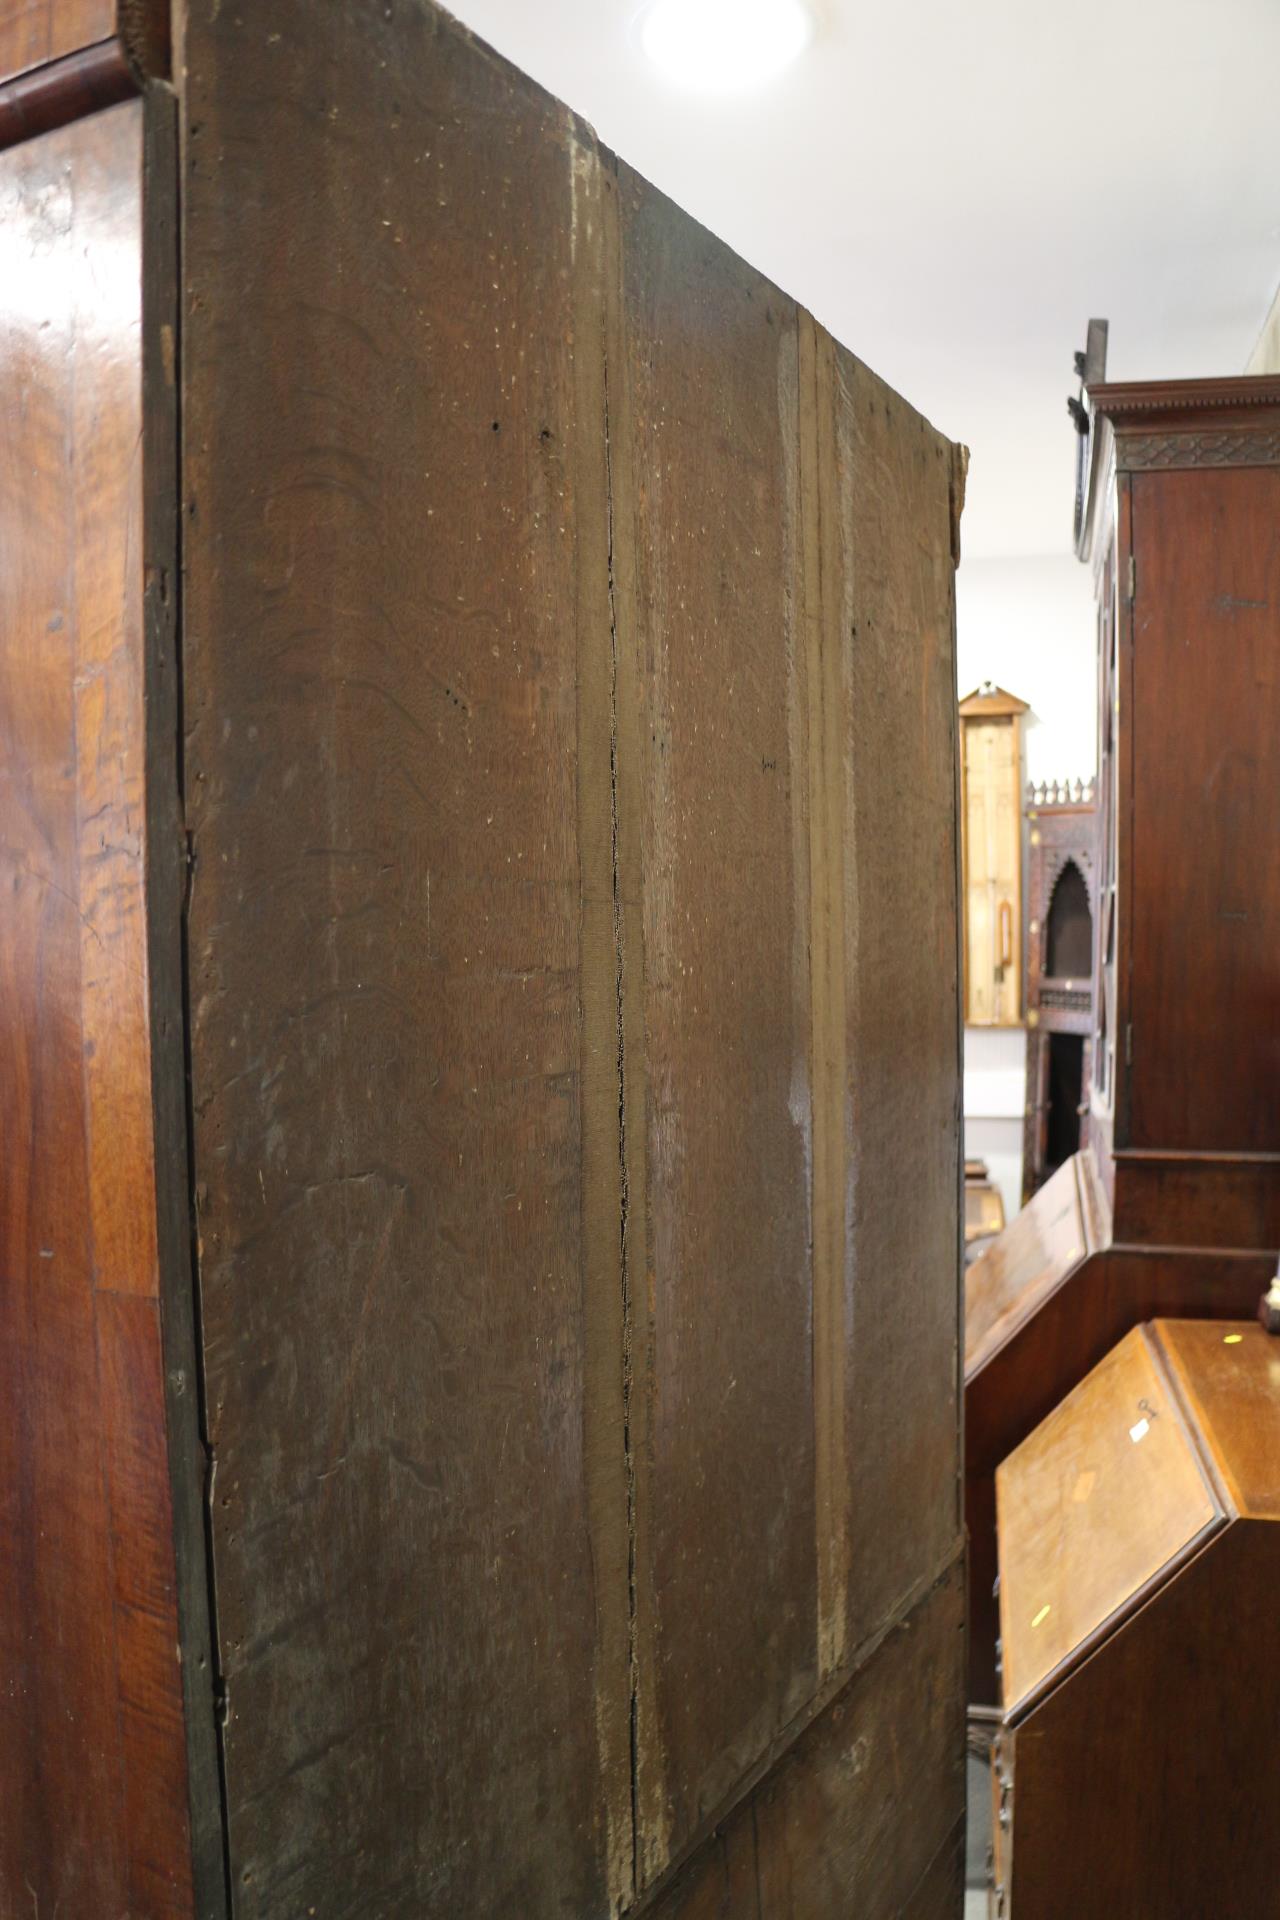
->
xmin=0 ymin=3 xmax=967 ymax=1915
xmin=966 ymin=362 xmax=1280 ymax=1705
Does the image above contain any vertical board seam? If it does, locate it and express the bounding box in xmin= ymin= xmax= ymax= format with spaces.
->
xmin=801 ymin=313 xmax=851 ymax=1677
xmin=601 ymin=203 xmax=642 ymax=1914
xmin=572 ymin=122 xmax=639 ymax=1915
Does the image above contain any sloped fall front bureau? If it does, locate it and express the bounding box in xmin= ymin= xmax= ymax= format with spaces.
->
xmin=0 ymin=4 xmax=967 ymax=1916
xmin=989 ymin=1320 xmax=1280 ymax=1918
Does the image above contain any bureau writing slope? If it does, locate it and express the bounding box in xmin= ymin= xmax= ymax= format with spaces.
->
xmin=0 ymin=4 xmax=968 ymax=1915
xmin=989 ymin=1321 xmax=1280 ymax=1919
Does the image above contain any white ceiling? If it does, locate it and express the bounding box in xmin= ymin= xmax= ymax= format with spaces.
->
xmin=446 ymin=0 xmax=1280 ymax=558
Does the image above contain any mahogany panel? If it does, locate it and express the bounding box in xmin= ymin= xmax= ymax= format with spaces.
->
xmin=1009 ymin=1522 xmax=1280 ymax=1919
xmin=1127 ymin=464 xmax=1280 ymax=1153
xmin=967 ymin=1245 xmax=1271 ymax=1479
xmin=966 ymin=1239 xmax=1269 ymax=1704
xmin=1109 ymin=1149 xmax=1280 ymax=1249
xmin=0 ymin=0 xmax=166 ymax=84
xmin=0 ymin=100 xmax=193 ymax=1917
xmin=965 ymin=1154 xmax=1090 ymax=1374
xmin=1155 ymin=1318 xmax=1280 ymax=1519
xmin=613 ymin=162 xmax=819 ymax=1877
xmin=183 ymin=9 xmax=619 ymax=1913
xmin=996 ymin=1326 xmax=1219 ymax=1715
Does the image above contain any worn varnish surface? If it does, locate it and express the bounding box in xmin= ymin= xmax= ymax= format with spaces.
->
xmin=996 ymin=1326 xmax=1219 ymax=1714
xmin=1128 ymin=465 xmax=1280 ymax=1153
xmin=996 ymin=1320 xmax=1280 ymax=1918
xmin=965 ymin=1154 xmax=1092 ymax=1374
xmin=1155 ymin=1318 xmax=1280 ymax=1519
xmin=0 ymin=101 xmax=194 ymax=1917
xmin=966 ymin=1227 xmax=1267 ymax=1703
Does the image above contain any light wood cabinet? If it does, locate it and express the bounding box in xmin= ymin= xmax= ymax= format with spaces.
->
xmin=960 ymin=684 xmax=1028 ymax=1026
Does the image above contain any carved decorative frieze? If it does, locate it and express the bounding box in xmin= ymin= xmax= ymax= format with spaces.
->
xmin=1116 ymin=427 xmax=1280 ymax=472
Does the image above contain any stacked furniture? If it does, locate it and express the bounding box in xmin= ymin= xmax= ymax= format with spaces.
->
xmin=0 ymin=4 xmax=967 ymax=1914
xmin=966 ymin=356 xmax=1280 ymax=1704
xmin=987 ymin=1319 xmax=1280 ymax=1918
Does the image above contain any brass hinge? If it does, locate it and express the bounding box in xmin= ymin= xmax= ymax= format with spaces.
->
xmin=1125 ymin=1022 xmax=1133 ymax=1066
xmin=1127 ymin=554 xmax=1136 ymax=602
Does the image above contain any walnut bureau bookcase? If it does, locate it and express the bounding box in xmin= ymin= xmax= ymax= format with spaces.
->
xmin=965 ymin=361 xmax=1280 ymax=1706
xmin=0 ymin=5 xmax=968 ymax=1915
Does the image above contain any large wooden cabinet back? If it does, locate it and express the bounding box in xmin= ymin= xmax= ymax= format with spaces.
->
xmin=0 ymin=8 xmax=966 ymax=1916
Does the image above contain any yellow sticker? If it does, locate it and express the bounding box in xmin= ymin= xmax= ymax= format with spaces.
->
xmin=1224 ymin=1333 xmax=1244 ymax=1345
xmin=1031 ymin=1605 xmax=1051 ymax=1629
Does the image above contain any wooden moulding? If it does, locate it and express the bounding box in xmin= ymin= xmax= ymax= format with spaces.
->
xmin=0 ymin=0 xmax=168 ymax=154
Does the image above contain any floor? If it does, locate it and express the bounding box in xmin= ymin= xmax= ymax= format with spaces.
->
xmin=965 ymin=1753 xmax=991 ymax=1916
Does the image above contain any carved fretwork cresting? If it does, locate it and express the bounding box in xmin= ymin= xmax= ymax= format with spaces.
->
xmin=1115 ymin=428 xmax=1280 ymax=472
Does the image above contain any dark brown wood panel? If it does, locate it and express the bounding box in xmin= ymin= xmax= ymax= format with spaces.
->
xmin=0 ymin=100 xmax=193 ymax=1918
xmin=1009 ymin=1523 xmax=1280 ymax=1919
xmin=612 ymin=162 xmax=819 ymax=1879
xmin=835 ymin=352 xmax=963 ymax=1644
xmin=1109 ymin=1148 xmax=1280 ymax=1249
xmin=182 ymin=10 xmax=623 ymax=1914
xmin=965 ymin=1153 xmax=1090 ymax=1375
xmin=1128 ymin=465 xmax=1280 ymax=1152
xmin=643 ymin=1560 xmax=964 ymax=1920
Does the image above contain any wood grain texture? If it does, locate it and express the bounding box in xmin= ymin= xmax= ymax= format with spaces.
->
xmin=1127 ymin=463 xmax=1280 ymax=1154
xmin=0 ymin=99 xmax=194 ymax=1918
xmin=996 ymin=1326 xmax=1219 ymax=1714
xmin=1108 ymin=1148 xmax=1280 ymax=1249
xmin=180 ymin=3 xmax=964 ymax=1907
xmin=643 ymin=1562 xmax=964 ymax=1920
xmin=1154 ymin=1318 xmax=1280 ymax=1520
xmin=182 ymin=9 xmax=618 ymax=1913
xmin=0 ymin=0 xmax=167 ymax=88
xmin=965 ymin=1154 xmax=1091 ymax=1375
xmin=1006 ymin=1493 xmax=1280 ymax=1917
xmin=965 ymin=1211 xmax=1269 ymax=1704
xmin=834 ymin=352 xmax=963 ymax=1646
xmin=611 ymin=161 xmax=819 ymax=1880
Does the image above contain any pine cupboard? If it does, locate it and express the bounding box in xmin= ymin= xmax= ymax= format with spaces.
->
xmin=0 ymin=5 xmax=967 ymax=1914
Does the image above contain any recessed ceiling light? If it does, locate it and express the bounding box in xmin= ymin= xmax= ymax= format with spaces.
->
xmin=638 ymin=0 xmax=814 ymax=95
